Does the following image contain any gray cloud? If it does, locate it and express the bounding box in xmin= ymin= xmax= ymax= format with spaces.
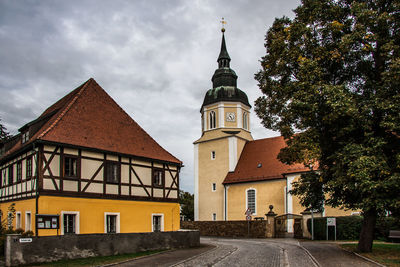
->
xmin=0 ymin=0 xmax=301 ymax=193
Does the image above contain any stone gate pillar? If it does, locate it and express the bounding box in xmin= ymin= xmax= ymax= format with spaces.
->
xmin=265 ymin=205 xmax=277 ymax=238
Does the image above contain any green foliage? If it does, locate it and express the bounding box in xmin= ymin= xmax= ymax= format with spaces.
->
xmin=179 ymin=190 xmax=194 ymax=221
xmin=307 ymin=216 xmax=400 ymax=240
xmin=0 ymin=203 xmax=34 ymax=256
xmin=0 ymin=117 xmax=10 ymax=142
xmin=255 ymin=0 xmax=400 ymax=251
xmin=290 ymin=171 xmax=324 ymax=211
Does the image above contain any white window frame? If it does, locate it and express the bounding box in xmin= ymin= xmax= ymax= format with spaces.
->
xmin=104 ymin=212 xmax=120 ymax=233
xmin=151 ymin=213 xmax=164 ymax=232
xmin=246 ymin=188 xmax=257 ymax=215
xmin=212 ymin=213 xmax=216 ymax=221
xmin=243 ymin=112 xmax=248 ymax=130
xmin=25 ymin=211 xmax=32 ymax=231
xmin=15 ymin=212 xmax=21 ymax=229
xmin=212 ymin=183 xmax=216 ymax=192
xmin=61 ymin=211 xmax=80 ymax=235
xmin=211 ymin=151 xmax=216 ymax=160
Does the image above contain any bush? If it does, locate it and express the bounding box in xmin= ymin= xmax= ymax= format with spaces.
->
xmin=307 ymin=216 xmax=400 ymax=241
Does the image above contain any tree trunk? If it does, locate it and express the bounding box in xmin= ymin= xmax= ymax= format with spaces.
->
xmin=357 ymin=208 xmax=377 ymax=253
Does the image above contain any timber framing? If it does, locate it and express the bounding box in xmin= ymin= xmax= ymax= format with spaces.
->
xmin=0 ymin=141 xmax=180 ymax=203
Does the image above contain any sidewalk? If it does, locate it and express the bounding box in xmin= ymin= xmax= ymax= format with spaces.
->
xmin=300 ymin=241 xmax=381 ymax=267
xmin=106 ymin=244 xmax=215 ymax=267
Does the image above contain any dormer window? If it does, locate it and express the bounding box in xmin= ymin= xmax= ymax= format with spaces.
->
xmin=22 ymin=131 xmax=29 ymax=144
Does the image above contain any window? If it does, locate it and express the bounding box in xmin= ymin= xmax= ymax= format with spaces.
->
xmin=243 ymin=112 xmax=248 ymax=130
xmin=246 ymin=189 xmax=256 ymax=215
xmin=209 ymin=111 xmax=216 ymax=129
xmin=22 ymin=131 xmax=29 ymax=144
xmin=16 ymin=161 xmax=22 ymax=182
xmin=105 ymin=161 xmax=120 ymax=183
xmin=64 ymin=156 xmax=78 ymax=178
xmin=25 ymin=212 xmax=31 ymax=231
xmin=153 ymin=169 xmax=164 ymax=187
xmin=105 ymin=213 xmax=120 ymax=233
xmin=212 ymin=213 xmax=216 ymax=221
xmin=8 ymin=165 xmax=13 ymax=185
xmin=16 ymin=212 xmax=21 ymax=229
xmin=211 ymin=151 xmax=216 ymax=160
xmin=26 ymin=156 xmax=32 ymax=179
xmin=152 ymin=214 xmax=163 ymax=232
xmin=212 ymin=183 xmax=216 ymax=192
xmin=63 ymin=214 xmax=76 ymax=234
xmin=107 ymin=215 xmax=116 ymax=233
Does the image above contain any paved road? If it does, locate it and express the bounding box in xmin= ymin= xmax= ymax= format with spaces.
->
xmin=111 ymin=237 xmax=380 ymax=267
xmin=301 ymin=241 xmax=378 ymax=267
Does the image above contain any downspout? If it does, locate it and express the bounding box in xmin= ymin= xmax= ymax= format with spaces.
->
xmin=224 ymin=184 xmax=227 ymax=221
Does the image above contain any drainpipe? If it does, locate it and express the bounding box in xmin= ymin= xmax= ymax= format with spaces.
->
xmin=224 ymin=185 xmax=227 ymax=221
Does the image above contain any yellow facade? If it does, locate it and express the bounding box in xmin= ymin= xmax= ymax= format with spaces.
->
xmin=0 ymin=196 xmax=180 ymax=236
xmin=195 ymin=101 xmax=252 ymax=221
xmin=226 ymin=179 xmax=287 ymax=220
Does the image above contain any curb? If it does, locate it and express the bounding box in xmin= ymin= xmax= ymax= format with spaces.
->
xmin=169 ymin=244 xmax=218 ymax=267
xmin=336 ymin=244 xmax=386 ymax=267
xmin=297 ymin=243 xmax=321 ymax=267
xmin=352 ymin=252 xmax=386 ymax=267
xmin=99 ymin=249 xmax=173 ymax=267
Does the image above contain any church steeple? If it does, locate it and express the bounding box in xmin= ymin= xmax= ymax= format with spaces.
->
xmin=201 ymin=25 xmax=250 ymax=110
xmin=217 ymin=33 xmax=231 ymax=68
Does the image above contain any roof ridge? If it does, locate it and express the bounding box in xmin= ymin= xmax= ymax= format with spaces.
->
xmin=89 ymin=80 xmax=181 ymax=163
xmin=37 ymin=78 xmax=93 ymax=139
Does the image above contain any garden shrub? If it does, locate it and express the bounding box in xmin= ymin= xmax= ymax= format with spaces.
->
xmin=307 ymin=215 xmax=400 ymax=241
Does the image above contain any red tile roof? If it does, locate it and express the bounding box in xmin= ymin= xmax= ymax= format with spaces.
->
xmin=2 ymin=78 xmax=181 ymax=165
xmin=223 ymin=136 xmax=309 ymax=184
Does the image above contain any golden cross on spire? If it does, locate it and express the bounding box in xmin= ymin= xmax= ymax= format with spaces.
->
xmin=220 ymin=17 xmax=226 ymax=32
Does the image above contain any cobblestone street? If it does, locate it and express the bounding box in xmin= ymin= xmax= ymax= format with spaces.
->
xmin=113 ymin=237 xmax=380 ymax=267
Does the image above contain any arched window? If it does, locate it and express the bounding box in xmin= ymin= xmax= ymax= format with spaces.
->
xmin=246 ymin=188 xmax=256 ymax=215
xmin=243 ymin=112 xmax=248 ymax=130
xmin=209 ymin=111 xmax=216 ymax=129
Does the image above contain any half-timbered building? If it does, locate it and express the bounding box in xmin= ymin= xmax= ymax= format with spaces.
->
xmin=0 ymin=78 xmax=182 ymax=236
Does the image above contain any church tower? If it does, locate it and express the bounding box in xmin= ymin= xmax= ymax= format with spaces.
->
xmin=194 ymin=26 xmax=253 ymax=221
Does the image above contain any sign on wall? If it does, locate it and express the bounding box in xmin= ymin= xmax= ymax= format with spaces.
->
xmin=36 ymin=214 xmax=59 ymax=229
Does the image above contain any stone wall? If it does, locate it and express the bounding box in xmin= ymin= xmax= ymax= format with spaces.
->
xmin=181 ymin=220 xmax=274 ymax=238
xmin=5 ymin=230 xmax=199 ymax=267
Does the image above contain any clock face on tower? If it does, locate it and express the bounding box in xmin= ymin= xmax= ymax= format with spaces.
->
xmin=226 ymin=112 xmax=236 ymax=122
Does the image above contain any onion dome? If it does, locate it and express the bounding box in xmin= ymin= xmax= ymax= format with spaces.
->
xmin=201 ymin=30 xmax=250 ymax=111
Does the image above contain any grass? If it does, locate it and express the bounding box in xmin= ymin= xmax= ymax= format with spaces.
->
xmin=24 ymin=249 xmax=166 ymax=267
xmin=340 ymin=242 xmax=400 ymax=267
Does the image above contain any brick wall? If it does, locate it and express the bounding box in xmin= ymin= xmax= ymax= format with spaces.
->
xmin=5 ymin=230 xmax=199 ymax=267
xmin=181 ymin=220 xmax=274 ymax=238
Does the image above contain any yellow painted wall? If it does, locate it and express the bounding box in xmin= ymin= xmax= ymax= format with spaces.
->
xmin=0 ymin=196 xmax=180 ymax=236
xmin=198 ymin=138 xmax=229 ymax=221
xmin=36 ymin=196 xmax=180 ymax=236
xmin=227 ymin=179 xmax=287 ymax=220
xmin=0 ymin=199 xmax=36 ymax=232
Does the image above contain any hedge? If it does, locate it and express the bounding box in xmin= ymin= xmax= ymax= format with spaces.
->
xmin=307 ymin=216 xmax=400 ymax=240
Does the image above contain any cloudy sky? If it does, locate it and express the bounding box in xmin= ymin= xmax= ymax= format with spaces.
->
xmin=0 ymin=0 xmax=301 ymax=193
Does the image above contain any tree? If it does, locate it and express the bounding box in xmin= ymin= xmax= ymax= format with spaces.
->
xmin=179 ymin=190 xmax=194 ymax=221
xmin=0 ymin=117 xmax=10 ymax=143
xmin=255 ymin=0 xmax=400 ymax=252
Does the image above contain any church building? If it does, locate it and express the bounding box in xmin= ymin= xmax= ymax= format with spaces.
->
xmin=194 ymin=28 xmax=353 ymax=227
xmin=0 ymin=78 xmax=181 ymax=236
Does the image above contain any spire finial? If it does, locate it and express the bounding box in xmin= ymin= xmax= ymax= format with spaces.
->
xmin=220 ymin=17 xmax=226 ymax=33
